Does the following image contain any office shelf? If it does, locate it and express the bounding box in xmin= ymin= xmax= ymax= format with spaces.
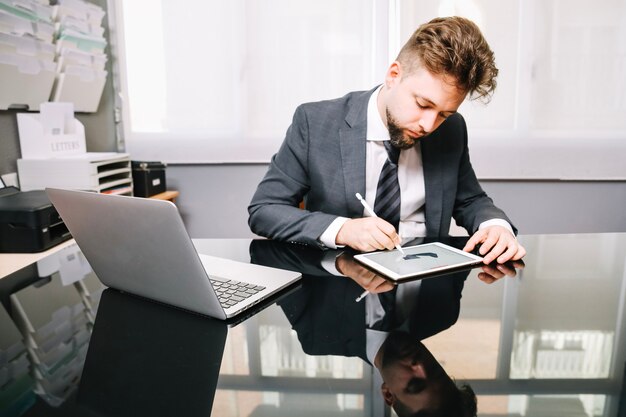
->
xmin=17 ymin=152 xmax=132 ymax=194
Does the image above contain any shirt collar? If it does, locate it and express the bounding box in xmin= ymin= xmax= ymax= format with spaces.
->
xmin=366 ymin=85 xmax=389 ymax=142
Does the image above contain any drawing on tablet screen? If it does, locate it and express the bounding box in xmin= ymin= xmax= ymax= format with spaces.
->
xmin=402 ymin=252 xmax=439 ymax=261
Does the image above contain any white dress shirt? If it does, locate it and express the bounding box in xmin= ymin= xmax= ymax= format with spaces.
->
xmin=365 ymin=279 xmax=423 ymax=365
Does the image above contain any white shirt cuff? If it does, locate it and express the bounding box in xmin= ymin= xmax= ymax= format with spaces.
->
xmin=319 ymin=217 xmax=350 ymax=249
xmin=478 ymin=219 xmax=515 ymax=236
xmin=320 ymin=250 xmax=344 ymax=276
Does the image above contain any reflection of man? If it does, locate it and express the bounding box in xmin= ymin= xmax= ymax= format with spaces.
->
xmin=249 ymin=239 xmax=484 ymax=415
xmin=376 ymin=330 xmax=476 ymax=416
xmin=248 ymin=16 xmax=526 ymax=265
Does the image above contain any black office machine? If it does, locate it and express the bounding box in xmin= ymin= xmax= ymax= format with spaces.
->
xmin=131 ymin=161 xmax=167 ymax=197
xmin=0 ymin=187 xmax=71 ymax=253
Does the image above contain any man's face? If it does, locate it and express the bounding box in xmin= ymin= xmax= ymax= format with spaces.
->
xmin=378 ymin=332 xmax=451 ymax=413
xmin=382 ymin=63 xmax=466 ymax=149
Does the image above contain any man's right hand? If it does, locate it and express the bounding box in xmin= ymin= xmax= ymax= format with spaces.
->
xmin=335 ymin=217 xmax=401 ymax=252
xmin=335 ymin=252 xmax=395 ymax=294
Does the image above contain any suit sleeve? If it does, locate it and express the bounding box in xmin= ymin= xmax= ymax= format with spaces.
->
xmin=452 ymin=116 xmax=518 ymax=235
xmin=248 ymin=105 xmax=339 ymax=247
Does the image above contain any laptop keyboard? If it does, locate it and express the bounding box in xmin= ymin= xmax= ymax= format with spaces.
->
xmin=210 ymin=276 xmax=266 ymax=308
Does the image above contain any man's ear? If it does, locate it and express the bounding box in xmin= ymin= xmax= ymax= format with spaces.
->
xmin=381 ymin=382 xmax=395 ymax=406
xmin=385 ymin=61 xmax=402 ymax=88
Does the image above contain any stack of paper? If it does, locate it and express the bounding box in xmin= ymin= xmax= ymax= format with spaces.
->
xmin=0 ymin=0 xmax=56 ymax=110
xmin=51 ymin=0 xmax=107 ymax=112
xmin=0 ymin=0 xmax=108 ymax=112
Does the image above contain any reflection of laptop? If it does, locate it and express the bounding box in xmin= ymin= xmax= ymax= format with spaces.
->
xmin=46 ymin=188 xmax=301 ymax=320
xmin=78 ymin=288 xmax=227 ymax=416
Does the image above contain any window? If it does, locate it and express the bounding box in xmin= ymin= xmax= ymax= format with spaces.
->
xmin=113 ymin=0 xmax=383 ymax=162
xmin=112 ymin=0 xmax=626 ymax=178
xmin=399 ymin=0 xmax=626 ymax=139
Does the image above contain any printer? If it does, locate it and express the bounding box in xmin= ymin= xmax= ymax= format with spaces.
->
xmin=0 ymin=187 xmax=71 ymax=253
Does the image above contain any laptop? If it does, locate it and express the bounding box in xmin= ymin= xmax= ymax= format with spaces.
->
xmin=46 ymin=188 xmax=301 ymax=320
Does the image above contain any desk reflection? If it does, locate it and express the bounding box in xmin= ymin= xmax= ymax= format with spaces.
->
xmin=77 ymin=289 xmax=226 ymax=417
xmin=2 ymin=233 xmax=625 ymax=417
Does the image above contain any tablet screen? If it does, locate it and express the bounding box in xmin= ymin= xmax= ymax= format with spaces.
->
xmin=354 ymin=242 xmax=482 ymax=280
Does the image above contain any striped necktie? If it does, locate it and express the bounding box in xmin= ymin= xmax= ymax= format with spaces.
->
xmin=373 ymin=141 xmax=401 ymax=230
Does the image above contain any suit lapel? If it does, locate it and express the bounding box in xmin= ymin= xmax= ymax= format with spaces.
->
xmin=420 ymin=132 xmax=443 ymax=236
xmin=339 ymin=89 xmax=375 ymax=217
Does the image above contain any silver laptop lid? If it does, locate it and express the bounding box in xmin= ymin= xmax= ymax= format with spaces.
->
xmin=46 ymin=188 xmax=226 ymax=319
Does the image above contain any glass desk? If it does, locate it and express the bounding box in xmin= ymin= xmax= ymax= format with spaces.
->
xmin=0 ymin=233 xmax=625 ymax=416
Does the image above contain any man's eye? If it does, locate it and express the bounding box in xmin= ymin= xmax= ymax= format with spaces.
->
xmin=406 ymin=377 xmax=427 ymax=394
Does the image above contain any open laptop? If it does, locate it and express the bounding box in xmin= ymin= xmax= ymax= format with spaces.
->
xmin=46 ymin=188 xmax=301 ymax=320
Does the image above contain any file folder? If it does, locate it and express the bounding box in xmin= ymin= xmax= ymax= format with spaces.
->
xmin=0 ymin=0 xmax=54 ymax=23
xmin=51 ymin=65 xmax=107 ymax=112
xmin=0 ymin=9 xmax=55 ymax=43
xmin=0 ymin=52 xmax=55 ymax=110
xmin=0 ymin=32 xmax=55 ymax=61
xmin=55 ymin=0 xmax=105 ymax=27
xmin=57 ymin=46 xmax=106 ymax=71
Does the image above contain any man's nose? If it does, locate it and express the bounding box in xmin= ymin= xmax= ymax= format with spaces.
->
xmin=411 ymin=362 xmax=427 ymax=379
xmin=418 ymin=110 xmax=438 ymax=133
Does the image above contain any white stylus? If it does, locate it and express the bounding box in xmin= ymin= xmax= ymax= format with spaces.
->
xmin=355 ymin=289 xmax=369 ymax=303
xmin=355 ymin=193 xmax=406 ymax=256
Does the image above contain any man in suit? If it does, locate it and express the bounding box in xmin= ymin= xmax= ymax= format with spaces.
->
xmin=248 ymin=16 xmax=526 ymax=265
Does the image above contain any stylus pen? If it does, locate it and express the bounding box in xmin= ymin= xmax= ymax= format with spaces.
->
xmin=355 ymin=193 xmax=406 ymax=256
xmin=355 ymin=289 xmax=369 ymax=302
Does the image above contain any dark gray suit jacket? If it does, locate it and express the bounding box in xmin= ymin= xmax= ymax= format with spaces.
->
xmin=248 ymin=87 xmax=514 ymax=247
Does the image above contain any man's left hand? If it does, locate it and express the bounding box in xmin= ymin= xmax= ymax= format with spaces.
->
xmin=463 ymin=225 xmax=526 ymax=264
xmin=478 ymin=260 xmax=525 ymax=284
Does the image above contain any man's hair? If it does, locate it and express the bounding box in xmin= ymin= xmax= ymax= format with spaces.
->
xmin=396 ymin=16 xmax=498 ymax=102
xmin=393 ymin=382 xmax=478 ymax=417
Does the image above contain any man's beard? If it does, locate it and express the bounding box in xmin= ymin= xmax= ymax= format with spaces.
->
xmin=386 ymin=109 xmax=423 ymax=150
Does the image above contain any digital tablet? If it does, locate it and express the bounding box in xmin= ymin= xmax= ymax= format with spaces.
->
xmin=354 ymin=242 xmax=483 ymax=281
